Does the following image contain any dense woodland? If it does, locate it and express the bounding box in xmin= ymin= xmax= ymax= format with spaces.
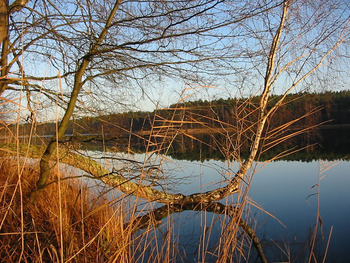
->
xmin=5 ymin=90 xmax=350 ymax=161
xmin=13 ymin=90 xmax=350 ymax=135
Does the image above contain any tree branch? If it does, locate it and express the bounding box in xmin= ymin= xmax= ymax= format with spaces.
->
xmin=125 ymin=202 xmax=267 ymax=263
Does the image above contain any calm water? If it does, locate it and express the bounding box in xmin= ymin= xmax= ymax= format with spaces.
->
xmin=166 ymin=158 xmax=350 ymax=262
xmin=250 ymin=160 xmax=350 ymax=262
xmin=85 ymin=150 xmax=350 ymax=262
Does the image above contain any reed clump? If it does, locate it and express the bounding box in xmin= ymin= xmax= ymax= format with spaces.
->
xmin=0 ymin=155 xmax=133 ymax=262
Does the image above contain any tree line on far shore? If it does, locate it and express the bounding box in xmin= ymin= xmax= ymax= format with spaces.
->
xmin=11 ymin=90 xmax=350 ymax=138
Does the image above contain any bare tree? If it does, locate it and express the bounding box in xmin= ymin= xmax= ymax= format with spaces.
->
xmin=0 ymin=0 xmax=277 ymax=199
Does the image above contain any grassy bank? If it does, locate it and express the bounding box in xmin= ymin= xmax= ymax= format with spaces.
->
xmin=0 ymin=156 xmax=136 ymax=262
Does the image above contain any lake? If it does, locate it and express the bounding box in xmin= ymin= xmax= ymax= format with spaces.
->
xmin=83 ymin=149 xmax=350 ymax=262
xmin=250 ymin=160 xmax=350 ymax=262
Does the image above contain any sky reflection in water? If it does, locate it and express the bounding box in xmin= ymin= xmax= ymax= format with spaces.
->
xmin=249 ymin=160 xmax=350 ymax=262
xmin=159 ymin=158 xmax=350 ymax=262
xmin=87 ymin=150 xmax=350 ymax=262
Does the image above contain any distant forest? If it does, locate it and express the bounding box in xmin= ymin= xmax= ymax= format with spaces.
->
xmin=4 ymin=90 xmax=350 ymax=160
xmin=22 ymin=90 xmax=350 ymax=136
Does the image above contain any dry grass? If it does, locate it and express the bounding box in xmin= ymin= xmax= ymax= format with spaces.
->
xmin=0 ymin=156 xmax=136 ymax=262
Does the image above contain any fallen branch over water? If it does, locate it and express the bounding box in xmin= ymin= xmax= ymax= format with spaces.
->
xmin=0 ymin=143 xmax=239 ymax=204
xmin=125 ymin=202 xmax=267 ymax=263
xmin=0 ymin=144 xmax=265 ymax=261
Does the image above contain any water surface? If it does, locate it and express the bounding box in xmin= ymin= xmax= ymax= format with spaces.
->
xmin=85 ymin=150 xmax=350 ymax=262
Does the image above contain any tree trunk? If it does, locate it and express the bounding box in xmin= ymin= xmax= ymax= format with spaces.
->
xmin=0 ymin=0 xmax=8 ymax=94
xmin=32 ymin=0 xmax=123 ymax=201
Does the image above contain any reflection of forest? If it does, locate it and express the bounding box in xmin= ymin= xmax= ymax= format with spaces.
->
xmin=3 ymin=91 xmax=350 ymax=161
xmin=165 ymin=128 xmax=350 ymax=161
